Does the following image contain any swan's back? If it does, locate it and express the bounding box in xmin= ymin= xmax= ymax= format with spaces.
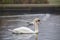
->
xmin=12 ymin=27 xmax=34 ymax=33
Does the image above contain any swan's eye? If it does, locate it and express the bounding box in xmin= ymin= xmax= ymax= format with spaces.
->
xmin=37 ymin=20 xmax=40 ymax=22
xmin=36 ymin=20 xmax=40 ymax=22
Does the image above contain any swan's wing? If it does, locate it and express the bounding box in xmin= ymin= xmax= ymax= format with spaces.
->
xmin=12 ymin=27 xmax=34 ymax=33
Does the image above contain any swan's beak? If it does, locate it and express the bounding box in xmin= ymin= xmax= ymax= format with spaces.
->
xmin=36 ymin=20 xmax=40 ymax=24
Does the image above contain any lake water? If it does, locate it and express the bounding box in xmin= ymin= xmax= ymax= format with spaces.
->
xmin=0 ymin=14 xmax=60 ymax=40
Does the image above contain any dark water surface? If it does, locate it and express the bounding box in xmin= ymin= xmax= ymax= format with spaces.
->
xmin=0 ymin=14 xmax=60 ymax=40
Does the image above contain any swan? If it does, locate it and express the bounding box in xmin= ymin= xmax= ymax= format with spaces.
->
xmin=8 ymin=18 xmax=40 ymax=33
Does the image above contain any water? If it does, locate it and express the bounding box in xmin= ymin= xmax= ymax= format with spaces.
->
xmin=0 ymin=14 xmax=60 ymax=40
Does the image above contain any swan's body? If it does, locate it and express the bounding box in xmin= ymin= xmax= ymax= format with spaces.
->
xmin=8 ymin=18 xmax=40 ymax=33
xmin=9 ymin=27 xmax=34 ymax=33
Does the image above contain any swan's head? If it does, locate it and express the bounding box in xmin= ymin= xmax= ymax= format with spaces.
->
xmin=33 ymin=18 xmax=40 ymax=24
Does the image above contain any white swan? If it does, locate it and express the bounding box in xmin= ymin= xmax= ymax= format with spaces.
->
xmin=8 ymin=18 xmax=40 ymax=33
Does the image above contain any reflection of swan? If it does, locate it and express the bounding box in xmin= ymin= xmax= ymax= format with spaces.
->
xmin=8 ymin=18 xmax=40 ymax=33
xmin=12 ymin=34 xmax=38 ymax=40
xmin=35 ymin=34 xmax=38 ymax=40
xmin=12 ymin=34 xmax=35 ymax=40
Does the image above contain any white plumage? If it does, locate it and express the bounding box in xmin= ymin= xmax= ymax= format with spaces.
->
xmin=10 ymin=27 xmax=34 ymax=33
xmin=8 ymin=18 xmax=40 ymax=34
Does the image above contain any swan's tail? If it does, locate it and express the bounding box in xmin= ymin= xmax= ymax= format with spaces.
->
xmin=8 ymin=29 xmax=13 ymax=32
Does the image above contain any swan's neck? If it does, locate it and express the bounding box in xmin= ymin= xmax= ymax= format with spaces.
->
xmin=34 ymin=22 xmax=38 ymax=33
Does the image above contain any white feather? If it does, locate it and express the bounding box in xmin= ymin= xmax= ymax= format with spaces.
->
xmin=8 ymin=27 xmax=34 ymax=33
xmin=8 ymin=18 xmax=40 ymax=34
